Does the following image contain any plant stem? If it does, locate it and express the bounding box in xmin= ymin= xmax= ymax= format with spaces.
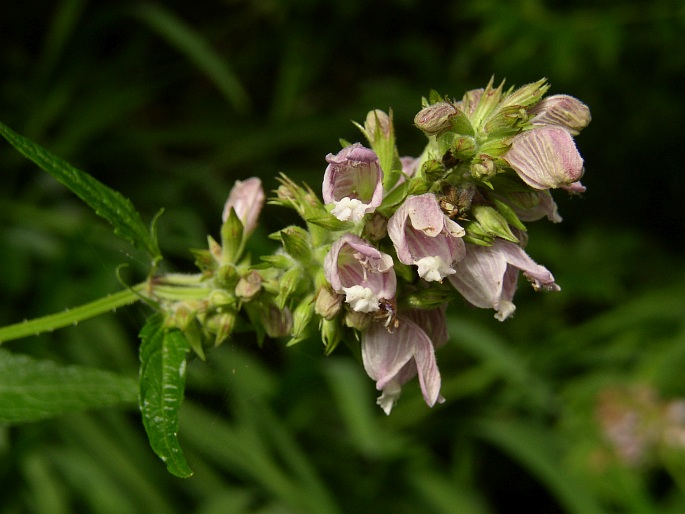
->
xmin=0 ymin=284 xmax=146 ymax=344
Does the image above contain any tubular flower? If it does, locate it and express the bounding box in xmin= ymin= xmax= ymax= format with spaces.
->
xmin=388 ymin=193 xmax=466 ymax=282
xmin=323 ymin=234 xmax=396 ymax=313
xmin=362 ymin=306 xmax=447 ymax=415
xmin=322 ymin=143 xmax=384 ymax=222
xmin=504 ymin=126 xmax=584 ymax=190
xmin=449 ymin=239 xmax=560 ymax=321
xmin=222 ymin=177 xmax=266 ymax=234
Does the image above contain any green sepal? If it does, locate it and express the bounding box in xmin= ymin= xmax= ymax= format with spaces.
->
xmin=492 ymin=198 xmax=527 ymax=231
xmin=260 ymin=254 xmax=295 ymax=269
xmin=287 ymin=293 xmax=316 ymax=346
xmin=138 ymin=314 xmax=193 ymax=478
xmin=0 ymin=120 xmax=161 ymax=261
xmin=279 ymin=226 xmax=313 ymax=263
xmin=220 ymin=207 xmax=245 ymax=264
xmin=306 ymin=213 xmax=352 ymax=232
xmin=470 ymin=205 xmax=519 ymax=243
xmin=448 ymin=108 xmax=475 ymax=137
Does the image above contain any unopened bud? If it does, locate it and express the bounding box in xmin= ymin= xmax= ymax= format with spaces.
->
xmin=344 ymin=309 xmax=372 ymax=332
xmin=263 ymin=304 xmax=293 ymax=338
xmin=414 ymin=102 xmax=457 ymax=136
xmin=315 ymin=285 xmax=343 ymax=320
xmin=470 ymin=155 xmax=497 ymax=180
xmin=362 ymin=212 xmax=388 ymax=241
xmin=222 ymin=177 xmax=265 ymax=235
xmin=235 ymin=271 xmax=262 ymax=301
xmin=530 ymin=94 xmax=591 ymax=136
xmin=364 ymin=109 xmax=391 ymax=139
xmin=320 ymin=318 xmax=342 ymax=355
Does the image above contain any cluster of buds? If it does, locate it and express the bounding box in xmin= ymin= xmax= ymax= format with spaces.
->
xmin=154 ymin=78 xmax=591 ymax=415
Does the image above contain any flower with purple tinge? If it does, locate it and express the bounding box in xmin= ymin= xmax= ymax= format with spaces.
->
xmin=449 ymin=238 xmax=560 ymax=321
xmin=222 ymin=177 xmax=266 ymax=234
xmin=530 ymin=94 xmax=591 ymax=136
xmin=504 ymin=126 xmax=584 ymax=190
xmin=362 ymin=305 xmax=448 ymax=415
xmin=324 ymin=234 xmax=396 ymax=313
xmin=322 ymin=143 xmax=384 ymax=222
xmin=388 ymin=194 xmax=466 ymax=282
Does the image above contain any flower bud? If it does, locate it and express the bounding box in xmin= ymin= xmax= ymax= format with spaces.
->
xmin=314 ymin=284 xmax=342 ymax=320
xmin=344 ymin=309 xmax=372 ymax=332
xmin=470 ymin=155 xmax=497 ymax=180
xmin=289 ymin=293 xmax=316 ymax=345
xmin=362 ymin=212 xmax=388 ymax=241
xmin=222 ymin=177 xmax=265 ymax=235
xmin=235 ymin=270 xmax=262 ymax=301
xmin=364 ymin=109 xmax=391 ymax=139
xmin=529 ymin=94 xmax=591 ymax=136
xmin=414 ymin=102 xmax=458 ymax=135
xmin=320 ymin=318 xmax=342 ymax=355
xmin=262 ymin=304 xmax=293 ymax=338
xmin=208 ymin=310 xmax=237 ymax=347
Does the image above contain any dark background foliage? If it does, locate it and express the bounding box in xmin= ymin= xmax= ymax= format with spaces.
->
xmin=2 ymin=1 xmax=684 ymax=513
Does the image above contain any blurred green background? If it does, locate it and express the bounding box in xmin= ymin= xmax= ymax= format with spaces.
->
xmin=2 ymin=0 xmax=685 ymax=512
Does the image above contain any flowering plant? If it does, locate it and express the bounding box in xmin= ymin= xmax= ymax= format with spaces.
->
xmin=0 ymin=77 xmax=590 ymax=476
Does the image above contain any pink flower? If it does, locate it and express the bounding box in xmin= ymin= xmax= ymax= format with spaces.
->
xmin=222 ymin=177 xmax=266 ymax=234
xmin=530 ymin=94 xmax=591 ymax=136
xmin=388 ymin=194 xmax=465 ymax=282
xmin=323 ymin=234 xmax=396 ymax=313
xmin=504 ymin=126 xmax=584 ymax=190
xmin=449 ymin=239 xmax=560 ymax=321
xmin=322 ymin=143 xmax=384 ymax=222
xmin=362 ymin=305 xmax=448 ymax=415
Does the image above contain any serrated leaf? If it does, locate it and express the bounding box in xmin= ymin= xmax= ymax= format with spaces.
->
xmin=0 ymin=349 xmax=137 ymax=424
xmin=0 ymin=120 xmax=160 ymax=260
xmin=139 ymin=314 xmax=193 ymax=478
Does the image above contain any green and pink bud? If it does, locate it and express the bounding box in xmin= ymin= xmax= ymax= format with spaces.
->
xmin=222 ymin=177 xmax=265 ymax=234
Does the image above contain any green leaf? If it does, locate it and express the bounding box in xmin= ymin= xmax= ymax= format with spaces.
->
xmin=0 ymin=349 xmax=137 ymax=424
xmin=0 ymin=120 xmax=161 ymax=260
xmin=138 ymin=314 xmax=193 ymax=478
